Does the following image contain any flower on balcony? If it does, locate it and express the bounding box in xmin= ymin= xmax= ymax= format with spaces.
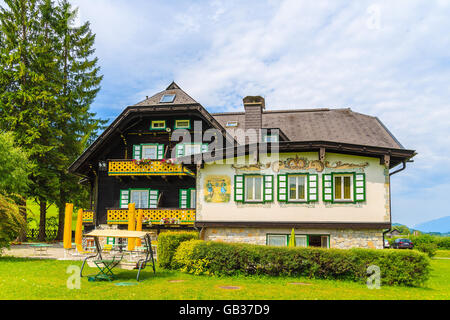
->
xmin=160 ymin=217 xmax=180 ymax=225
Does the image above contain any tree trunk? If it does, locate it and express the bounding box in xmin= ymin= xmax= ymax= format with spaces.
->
xmin=56 ymin=190 xmax=66 ymax=241
xmin=38 ymin=198 xmax=47 ymax=242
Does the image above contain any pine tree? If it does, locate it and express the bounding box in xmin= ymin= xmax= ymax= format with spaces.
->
xmin=52 ymin=0 xmax=105 ymax=239
xmin=0 ymin=0 xmax=104 ymax=241
xmin=0 ymin=0 xmax=58 ymax=240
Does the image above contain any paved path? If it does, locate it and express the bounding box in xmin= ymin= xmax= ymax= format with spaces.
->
xmin=4 ymin=243 xmax=88 ymax=261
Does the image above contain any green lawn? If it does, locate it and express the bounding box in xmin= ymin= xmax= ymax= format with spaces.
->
xmin=26 ymin=200 xmax=79 ymax=230
xmin=0 ymin=256 xmax=449 ymax=300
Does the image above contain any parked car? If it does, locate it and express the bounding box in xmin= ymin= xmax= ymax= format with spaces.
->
xmin=391 ymin=238 xmax=414 ymax=249
xmin=384 ymin=239 xmax=390 ymax=248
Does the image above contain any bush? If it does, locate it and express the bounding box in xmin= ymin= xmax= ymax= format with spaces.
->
xmin=157 ymin=231 xmax=199 ymax=269
xmin=174 ymin=240 xmax=431 ymax=287
xmin=0 ymin=194 xmax=26 ymax=255
xmin=437 ymin=237 xmax=450 ymax=250
xmin=415 ymin=242 xmax=438 ymax=257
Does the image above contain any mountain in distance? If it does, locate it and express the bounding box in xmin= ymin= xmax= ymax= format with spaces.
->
xmin=413 ymin=216 xmax=450 ymax=234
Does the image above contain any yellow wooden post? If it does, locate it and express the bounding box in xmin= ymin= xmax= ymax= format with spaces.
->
xmin=127 ymin=203 xmax=136 ymax=251
xmin=63 ymin=203 xmax=73 ymax=249
xmin=75 ymin=209 xmax=83 ymax=251
xmin=136 ymin=209 xmax=143 ymax=247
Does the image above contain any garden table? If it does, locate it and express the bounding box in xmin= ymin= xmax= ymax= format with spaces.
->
xmin=30 ymin=244 xmax=52 ymax=256
xmin=80 ymin=230 xmax=156 ymax=282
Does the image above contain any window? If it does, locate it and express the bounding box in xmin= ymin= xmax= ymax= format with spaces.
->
xmin=288 ymin=175 xmax=307 ymax=202
xmin=266 ymin=234 xmax=328 ymax=248
xmin=175 ymin=120 xmax=191 ymax=129
xmin=245 ymin=175 xmax=263 ymax=202
xmin=185 ymin=144 xmax=202 ymax=156
xmin=130 ymin=190 xmax=149 ymax=209
xmin=190 ymin=189 xmax=196 ymax=209
xmin=141 ymin=145 xmax=157 ymax=159
xmin=267 ymin=234 xmax=287 ymax=246
xmin=295 ymin=235 xmax=308 ymax=247
xmin=151 ymin=120 xmax=166 ymax=130
xmin=308 ymin=235 xmax=329 ymax=248
xmin=160 ymin=94 xmax=176 ymax=103
xmin=334 ymin=174 xmax=353 ymax=201
xmin=278 ymin=174 xmax=318 ymax=203
xmin=120 ymin=189 xmax=159 ymax=209
xmin=133 ymin=144 xmax=164 ymax=160
xmin=179 ymin=188 xmax=196 ymax=209
xmin=176 ymin=143 xmax=208 ymax=157
xmin=263 ymin=134 xmax=279 ymax=143
xmin=234 ymin=175 xmax=273 ymax=203
xmin=226 ymin=121 xmax=238 ymax=127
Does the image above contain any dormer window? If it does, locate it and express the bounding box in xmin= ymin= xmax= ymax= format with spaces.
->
xmin=151 ymin=120 xmax=166 ymax=130
xmin=226 ymin=121 xmax=238 ymax=127
xmin=160 ymin=94 xmax=176 ymax=103
xmin=175 ymin=119 xmax=191 ymax=129
xmin=263 ymin=134 xmax=279 ymax=143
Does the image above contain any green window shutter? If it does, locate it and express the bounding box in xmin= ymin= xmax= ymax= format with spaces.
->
xmin=133 ymin=145 xmax=141 ymax=160
xmin=120 ymin=189 xmax=130 ymax=208
xmin=189 ymin=189 xmax=196 ymax=209
xmin=201 ymin=144 xmax=208 ymax=153
xmin=308 ymin=174 xmax=318 ymax=202
xmin=179 ymin=189 xmax=188 ymax=208
xmin=322 ymin=174 xmax=333 ymax=202
xmin=175 ymin=144 xmax=184 ymax=157
xmin=149 ymin=189 xmax=159 ymax=208
xmin=263 ymin=175 xmax=274 ymax=202
xmin=277 ymin=174 xmax=287 ymax=202
xmin=157 ymin=144 xmax=164 ymax=160
xmin=354 ymin=173 xmax=366 ymax=202
xmin=234 ymin=175 xmax=244 ymax=202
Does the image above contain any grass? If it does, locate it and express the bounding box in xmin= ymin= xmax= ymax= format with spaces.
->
xmin=0 ymin=256 xmax=449 ymax=300
xmin=436 ymin=250 xmax=450 ymax=258
xmin=26 ymin=200 xmax=79 ymax=231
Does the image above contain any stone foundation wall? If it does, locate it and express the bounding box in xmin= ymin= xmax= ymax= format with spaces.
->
xmin=203 ymin=227 xmax=383 ymax=249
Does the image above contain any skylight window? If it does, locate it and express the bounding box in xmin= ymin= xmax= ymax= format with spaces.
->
xmin=226 ymin=121 xmax=238 ymax=127
xmin=160 ymin=94 xmax=176 ymax=103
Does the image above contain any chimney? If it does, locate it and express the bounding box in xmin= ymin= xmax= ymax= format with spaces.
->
xmin=243 ymin=96 xmax=265 ymax=143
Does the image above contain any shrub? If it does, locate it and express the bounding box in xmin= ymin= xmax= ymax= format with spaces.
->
xmin=174 ymin=240 xmax=431 ymax=287
xmin=437 ymin=237 xmax=450 ymax=250
xmin=415 ymin=242 xmax=438 ymax=257
xmin=157 ymin=231 xmax=199 ymax=269
xmin=0 ymin=194 xmax=26 ymax=255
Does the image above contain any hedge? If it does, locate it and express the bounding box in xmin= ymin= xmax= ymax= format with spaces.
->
xmin=174 ymin=240 xmax=431 ymax=287
xmin=157 ymin=231 xmax=199 ymax=269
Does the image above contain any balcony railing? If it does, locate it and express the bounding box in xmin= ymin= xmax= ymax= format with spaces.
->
xmin=107 ymin=208 xmax=196 ymax=225
xmin=108 ymin=159 xmax=195 ymax=177
xmin=82 ymin=210 xmax=94 ymax=224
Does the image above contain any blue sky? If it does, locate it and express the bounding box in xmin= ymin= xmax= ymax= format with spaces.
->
xmin=49 ymin=1 xmax=450 ymax=227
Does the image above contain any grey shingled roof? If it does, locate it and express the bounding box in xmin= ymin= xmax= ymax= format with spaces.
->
xmin=212 ymin=108 xmax=404 ymax=149
xmin=134 ymin=82 xmax=199 ymax=106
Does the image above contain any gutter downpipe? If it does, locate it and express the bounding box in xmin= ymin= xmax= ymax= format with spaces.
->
xmin=383 ymin=161 xmax=407 ymax=246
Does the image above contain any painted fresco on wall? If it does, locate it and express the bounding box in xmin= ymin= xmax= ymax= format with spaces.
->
xmin=232 ymin=155 xmax=369 ymax=173
xmin=204 ymin=175 xmax=231 ymax=203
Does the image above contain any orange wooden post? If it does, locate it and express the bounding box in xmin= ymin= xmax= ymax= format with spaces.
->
xmin=136 ymin=209 xmax=143 ymax=247
xmin=75 ymin=209 xmax=83 ymax=251
xmin=127 ymin=203 xmax=136 ymax=251
xmin=63 ymin=203 xmax=73 ymax=249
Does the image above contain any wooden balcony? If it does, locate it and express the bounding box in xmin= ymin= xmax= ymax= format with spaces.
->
xmin=108 ymin=159 xmax=195 ymax=177
xmin=107 ymin=208 xmax=196 ymax=225
xmin=82 ymin=210 xmax=94 ymax=224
